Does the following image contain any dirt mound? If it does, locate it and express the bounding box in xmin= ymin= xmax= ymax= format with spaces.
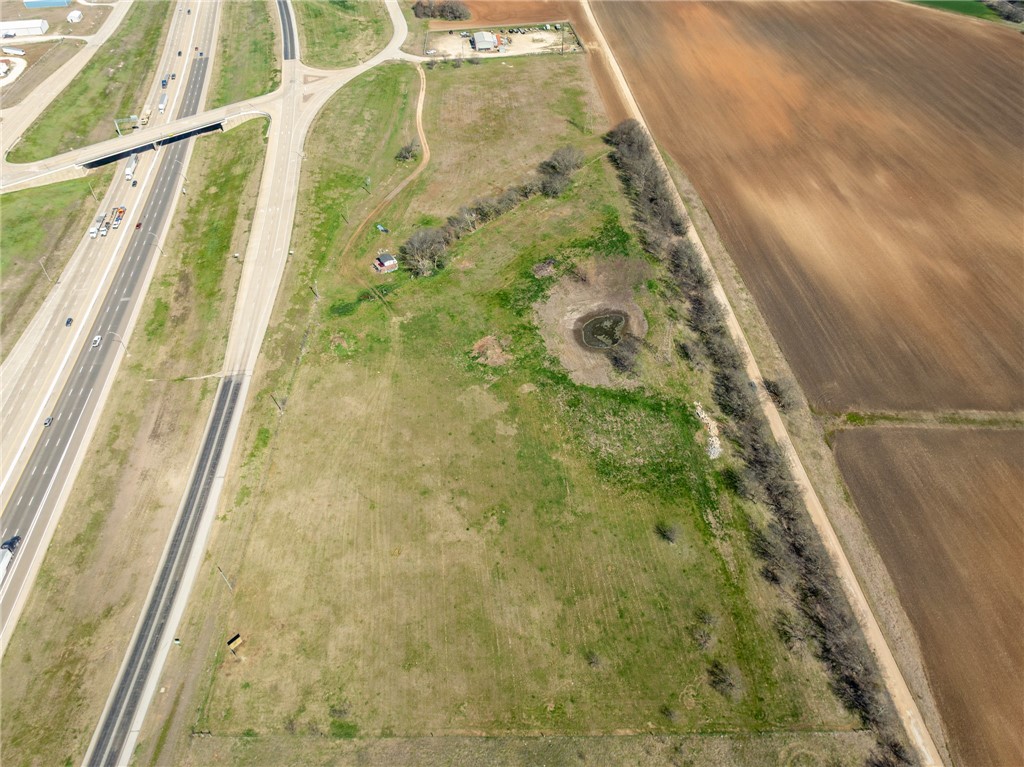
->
xmin=472 ymin=335 xmax=512 ymax=366
xmin=534 ymin=258 xmax=650 ymax=387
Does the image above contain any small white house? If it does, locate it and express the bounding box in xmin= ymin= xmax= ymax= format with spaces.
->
xmin=472 ymin=31 xmax=497 ymax=52
xmin=373 ymin=252 xmax=398 ymax=273
xmin=66 ymin=9 xmax=83 ymax=23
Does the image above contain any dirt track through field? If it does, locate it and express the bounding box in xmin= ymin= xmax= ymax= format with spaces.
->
xmin=591 ymin=1 xmax=1023 ymax=413
xmin=574 ymin=1 xmax=944 ymax=763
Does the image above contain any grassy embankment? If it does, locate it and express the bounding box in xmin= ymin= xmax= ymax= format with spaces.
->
xmin=160 ymin=56 xmax=868 ymax=766
xmin=0 ymin=120 xmax=268 ymax=767
xmin=7 ymin=1 xmax=172 ymax=163
xmin=292 ymin=0 xmax=391 ymax=68
xmin=207 ymin=0 xmax=280 ymax=109
xmin=0 ymin=171 xmax=111 ymax=360
xmin=910 ymin=0 xmax=1003 ymax=20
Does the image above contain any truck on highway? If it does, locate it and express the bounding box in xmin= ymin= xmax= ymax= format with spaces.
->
xmin=139 ymin=105 xmax=152 ymax=126
xmin=112 ymin=206 xmax=126 ymax=229
xmin=89 ymin=224 xmax=99 ymax=238
xmin=158 ymin=93 xmax=168 ymax=114
xmin=125 ymin=153 xmax=139 ymax=181
xmin=0 ymin=549 xmax=11 ymax=583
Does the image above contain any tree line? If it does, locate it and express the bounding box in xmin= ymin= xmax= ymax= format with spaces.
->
xmin=400 ymin=146 xmax=585 ymax=276
xmin=605 ymin=119 xmax=915 ymax=767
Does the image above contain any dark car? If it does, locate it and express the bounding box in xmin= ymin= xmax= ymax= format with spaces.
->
xmin=178 ymin=50 xmax=182 ymax=56
xmin=1 ymin=535 xmax=21 ymax=552
xmin=132 ymin=180 xmax=138 ymax=188
xmin=44 ymin=417 xmax=53 ymax=427
xmin=136 ymin=222 xmax=142 ymax=230
xmin=65 ymin=317 xmax=73 ymax=327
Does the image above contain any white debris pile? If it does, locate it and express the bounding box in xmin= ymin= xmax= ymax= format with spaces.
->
xmin=694 ymin=402 xmax=722 ymax=459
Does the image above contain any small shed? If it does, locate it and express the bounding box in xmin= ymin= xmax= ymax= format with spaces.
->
xmin=373 ymin=252 xmax=398 ymax=273
xmin=66 ymin=9 xmax=83 ymax=23
xmin=472 ymin=31 xmax=497 ymax=51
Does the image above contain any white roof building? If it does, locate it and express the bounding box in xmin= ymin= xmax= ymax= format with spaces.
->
xmin=67 ymin=9 xmax=83 ymax=23
xmin=0 ymin=19 xmax=49 ymax=36
xmin=473 ymin=31 xmax=497 ymax=51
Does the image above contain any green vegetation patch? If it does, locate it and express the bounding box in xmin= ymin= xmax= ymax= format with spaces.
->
xmin=9 ymin=1 xmax=173 ymax=162
xmin=293 ymin=0 xmax=391 ymax=69
xmin=911 ymin=0 xmax=1002 ymax=19
xmin=208 ymin=0 xmax=281 ymax=109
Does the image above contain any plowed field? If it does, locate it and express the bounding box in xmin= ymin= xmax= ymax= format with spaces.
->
xmin=591 ymin=1 xmax=1024 ymax=412
xmin=835 ymin=428 xmax=1024 ymax=767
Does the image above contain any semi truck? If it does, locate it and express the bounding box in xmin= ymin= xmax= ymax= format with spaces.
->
xmin=139 ymin=105 xmax=152 ymax=126
xmin=125 ymin=153 xmax=139 ymax=181
xmin=0 ymin=549 xmax=11 ymax=583
xmin=158 ymin=93 xmax=168 ymax=114
xmin=112 ymin=206 xmax=126 ymax=229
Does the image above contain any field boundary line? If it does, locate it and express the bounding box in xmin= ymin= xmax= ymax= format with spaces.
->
xmin=576 ymin=1 xmax=943 ymax=764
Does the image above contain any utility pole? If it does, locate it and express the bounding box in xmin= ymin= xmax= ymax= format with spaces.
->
xmin=217 ymin=566 xmax=233 ymax=593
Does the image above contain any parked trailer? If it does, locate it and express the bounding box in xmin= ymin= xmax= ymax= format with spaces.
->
xmin=125 ymin=153 xmax=139 ymax=181
xmin=1 ymin=46 xmax=25 ymax=56
xmin=158 ymin=93 xmax=168 ymax=114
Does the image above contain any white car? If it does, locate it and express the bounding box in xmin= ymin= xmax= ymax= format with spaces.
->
xmin=91 ymin=335 xmax=102 ymax=348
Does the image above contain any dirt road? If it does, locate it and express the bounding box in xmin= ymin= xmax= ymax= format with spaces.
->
xmin=576 ymin=1 xmax=943 ymax=763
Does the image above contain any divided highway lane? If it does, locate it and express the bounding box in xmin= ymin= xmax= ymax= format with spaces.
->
xmin=277 ymin=0 xmax=297 ymax=61
xmin=0 ymin=55 xmax=210 ymax=639
xmin=85 ymin=376 xmax=242 ymax=767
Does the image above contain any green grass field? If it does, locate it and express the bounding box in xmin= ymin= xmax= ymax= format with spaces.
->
xmin=911 ymin=0 xmax=1003 ymax=20
xmin=208 ymin=0 xmax=281 ymax=109
xmin=150 ymin=56 xmax=865 ymax=765
xmin=7 ymin=1 xmax=172 ymax=163
xmin=292 ymin=0 xmax=391 ymax=68
xmin=0 ymin=171 xmax=112 ymax=360
xmin=0 ymin=124 xmax=268 ymax=767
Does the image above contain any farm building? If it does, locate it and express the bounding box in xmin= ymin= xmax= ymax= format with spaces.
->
xmin=24 ymin=0 xmax=68 ymax=7
xmin=66 ymin=9 xmax=83 ymax=23
xmin=373 ymin=252 xmax=398 ymax=273
xmin=0 ymin=19 xmax=49 ymax=36
xmin=472 ymin=31 xmax=497 ymax=51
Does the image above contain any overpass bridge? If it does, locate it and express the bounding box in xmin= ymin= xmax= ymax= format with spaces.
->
xmin=0 ymin=102 xmax=273 ymax=193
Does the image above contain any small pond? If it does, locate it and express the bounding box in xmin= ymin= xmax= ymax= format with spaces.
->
xmin=580 ymin=311 xmax=627 ymax=349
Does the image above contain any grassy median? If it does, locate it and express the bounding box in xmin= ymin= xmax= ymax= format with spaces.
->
xmin=293 ymin=0 xmax=391 ymax=68
xmin=207 ymin=0 xmax=281 ymax=109
xmin=0 ymin=121 xmax=267 ymax=767
xmin=7 ymin=1 xmax=172 ymax=163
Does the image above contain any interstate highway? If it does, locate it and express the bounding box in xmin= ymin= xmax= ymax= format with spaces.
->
xmin=0 ymin=48 xmax=213 ymax=647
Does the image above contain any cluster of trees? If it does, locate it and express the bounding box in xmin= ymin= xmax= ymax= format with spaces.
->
xmin=983 ymin=0 xmax=1024 ymax=22
xmin=411 ymin=0 xmax=470 ymax=20
xmin=605 ymin=119 xmax=914 ymax=767
xmin=395 ymin=139 xmax=420 ymax=162
xmin=400 ymin=146 xmax=585 ymax=276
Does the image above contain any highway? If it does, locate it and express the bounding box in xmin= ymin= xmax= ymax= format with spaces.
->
xmin=85 ymin=375 xmax=242 ymax=767
xmin=0 ymin=4 xmax=218 ymax=652
xmin=278 ymin=0 xmax=297 ymax=61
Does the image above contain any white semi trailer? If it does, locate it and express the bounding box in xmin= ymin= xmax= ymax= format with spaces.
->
xmin=125 ymin=152 xmax=139 ymax=181
xmin=158 ymin=93 xmax=168 ymax=114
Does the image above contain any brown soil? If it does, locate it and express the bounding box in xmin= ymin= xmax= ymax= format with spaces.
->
xmin=471 ymin=334 xmax=512 ymax=366
xmin=534 ymin=257 xmax=649 ymax=387
xmin=591 ymin=1 xmax=1024 ymax=412
xmin=834 ymin=428 xmax=1024 ymax=767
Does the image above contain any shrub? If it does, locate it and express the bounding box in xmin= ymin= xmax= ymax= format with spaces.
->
xmin=654 ymin=521 xmax=677 ymax=543
xmin=395 ymin=139 xmax=420 ymax=162
xmin=411 ymin=0 xmax=470 ymax=20
xmin=540 ymin=172 xmax=571 ymax=198
xmin=540 ymin=146 xmax=585 ymax=177
xmin=400 ymin=227 xmax=449 ymax=276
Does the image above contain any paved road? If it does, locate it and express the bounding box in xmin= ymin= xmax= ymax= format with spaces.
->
xmin=0 ymin=6 xmax=217 ymax=654
xmin=85 ymin=375 xmax=242 ymax=767
xmin=277 ymin=0 xmax=297 ymax=61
